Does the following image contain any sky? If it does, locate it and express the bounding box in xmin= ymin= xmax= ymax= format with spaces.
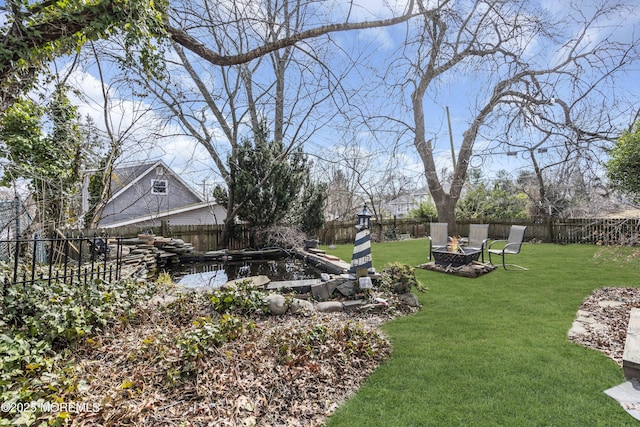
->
xmin=4 ymin=0 xmax=640 ymax=198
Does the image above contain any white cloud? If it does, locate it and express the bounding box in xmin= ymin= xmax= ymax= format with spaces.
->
xmin=62 ymin=67 xmax=221 ymax=190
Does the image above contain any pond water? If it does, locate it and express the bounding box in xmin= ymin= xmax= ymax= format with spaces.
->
xmin=173 ymin=257 xmax=322 ymax=289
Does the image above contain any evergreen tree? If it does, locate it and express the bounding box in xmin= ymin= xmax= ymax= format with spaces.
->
xmin=456 ymin=170 xmax=529 ymax=220
xmin=214 ymin=121 xmax=325 ymax=233
xmin=293 ymin=180 xmax=327 ymax=236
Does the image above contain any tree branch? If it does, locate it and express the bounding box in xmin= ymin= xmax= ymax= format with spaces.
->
xmin=166 ymin=0 xmax=420 ymax=66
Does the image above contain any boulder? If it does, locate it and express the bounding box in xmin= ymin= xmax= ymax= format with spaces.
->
xmin=311 ymin=282 xmax=331 ymax=302
xmin=265 ymin=294 xmax=287 ymax=315
xmin=336 ymin=280 xmax=357 ymax=297
xmin=316 ymin=301 xmax=344 ymax=313
xmin=398 ymin=292 xmax=421 ymax=307
xmin=289 ymin=298 xmax=315 ymax=314
xmin=224 ymin=275 xmax=271 ymax=289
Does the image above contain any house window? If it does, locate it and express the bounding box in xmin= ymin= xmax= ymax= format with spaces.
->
xmin=151 ymin=179 xmax=168 ymax=195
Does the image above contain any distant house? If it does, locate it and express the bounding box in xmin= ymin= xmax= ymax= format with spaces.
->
xmin=0 ymin=196 xmax=46 ymax=262
xmin=384 ymin=189 xmax=431 ymax=218
xmin=91 ymin=160 xmax=226 ymax=228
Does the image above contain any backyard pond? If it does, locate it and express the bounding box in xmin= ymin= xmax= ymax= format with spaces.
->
xmin=172 ymin=257 xmax=323 ymax=289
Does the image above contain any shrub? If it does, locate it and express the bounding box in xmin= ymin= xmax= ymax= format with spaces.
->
xmin=209 ymin=280 xmax=268 ymax=314
xmin=270 ymin=320 xmax=390 ymax=367
xmin=0 ymin=276 xmax=158 ymax=420
xmin=178 ymin=314 xmax=253 ymax=360
xmin=408 ymin=201 xmax=438 ymax=221
xmin=379 ymin=262 xmax=427 ymax=294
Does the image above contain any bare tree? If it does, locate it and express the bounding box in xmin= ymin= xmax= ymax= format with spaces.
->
xmin=374 ymin=0 xmax=639 ymax=233
xmin=314 ymin=139 xmax=424 ymax=240
xmin=165 ymin=0 xmax=420 ymax=68
xmin=91 ymin=0 xmax=425 ymax=246
xmin=0 ymin=0 xmax=423 ymax=116
xmin=69 ymin=42 xmax=173 ymax=229
xmin=478 ymin=3 xmax=640 ymax=224
xmin=323 ymin=169 xmax=357 ymax=222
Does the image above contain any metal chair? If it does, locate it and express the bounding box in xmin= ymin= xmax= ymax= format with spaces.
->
xmin=487 ymin=225 xmax=528 ymax=270
xmin=466 ymin=224 xmax=490 ymax=263
xmin=428 ymin=222 xmax=449 ymax=260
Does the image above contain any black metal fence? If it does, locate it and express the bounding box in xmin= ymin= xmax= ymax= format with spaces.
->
xmin=1 ymin=234 xmax=123 ymax=289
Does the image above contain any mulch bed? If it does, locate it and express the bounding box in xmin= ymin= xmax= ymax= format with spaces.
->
xmin=569 ymin=287 xmax=640 ymax=365
xmin=40 ymin=291 xmax=417 ymax=426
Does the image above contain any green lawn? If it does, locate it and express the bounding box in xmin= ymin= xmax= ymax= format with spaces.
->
xmin=324 ymin=240 xmax=639 ymax=426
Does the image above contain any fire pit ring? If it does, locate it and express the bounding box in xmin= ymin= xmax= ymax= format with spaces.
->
xmin=432 ymin=248 xmax=481 ymax=267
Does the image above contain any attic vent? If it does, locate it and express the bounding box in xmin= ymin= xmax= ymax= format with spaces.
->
xmin=151 ymin=179 xmax=168 ymax=195
xmin=156 ymin=166 xmax=164 ymax=176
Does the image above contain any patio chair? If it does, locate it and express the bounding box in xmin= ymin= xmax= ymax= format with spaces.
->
xmin=466 ymin=224 xmax=490 ymax=263
xmin=487 ymin=225 xmax=528 ymax=270
xmin=428 ymin=222 xmax=449 ymax=261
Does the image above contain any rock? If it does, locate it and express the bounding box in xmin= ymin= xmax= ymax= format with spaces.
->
xmin=568 ymin=320 xmax=588 ymax=338
xmin=343 ymin=299 xmax=366 ymax=312
xmin=358 ymin=303 xmax=388 ymax=313
xmin=289 ymin=298 xmax=315 ymax=314
xmin=336 ymin=280 xmax=356 ymax=297
xmin=398 ymin=292 xmax=421 ymax=307
xmin=598 ymin=300 xmax=625 ymax=308
xmin=311 ymin=281 xmax=337 ymax=302
xmin=148 ymin=292 xmax=179 ymax=305
xmin=267 ymin=279 xmax=319 ymax=293
xmin=266 ymin=294 xmax=287 ymax=315
xmin=316 ymin=301 xmax=344 ymax=313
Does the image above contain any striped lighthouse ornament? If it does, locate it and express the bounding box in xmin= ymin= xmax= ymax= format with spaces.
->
xmin=350 ymin=204 xmax=373 ymax=274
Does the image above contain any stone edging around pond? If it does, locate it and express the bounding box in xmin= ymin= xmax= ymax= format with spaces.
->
xmin=264 ymin=292 xmax=421 ymax=315
xmin=227 ymin=274 xmax=421 ymax=315
xmin=149 ymin=273 xmax=421 ymax=316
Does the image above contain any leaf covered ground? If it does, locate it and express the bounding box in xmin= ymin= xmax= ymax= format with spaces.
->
xmin=41 ymin=290 xmax=415 ymax=426
xmin=569 ymin=287 xmax=640 ymax=365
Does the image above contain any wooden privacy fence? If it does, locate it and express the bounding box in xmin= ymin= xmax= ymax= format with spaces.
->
xmin=107 ymin=223 xmax=251 ymax=252
xmin=319 ymin=218 xmax=640 ymax=245
xmin=550 ymin=218 xmax=640 ymax=245
xmin=89 ymin=218 xmax=639 ymax=251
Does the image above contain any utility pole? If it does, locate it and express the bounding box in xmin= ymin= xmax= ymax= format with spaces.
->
xmin=446 ymin=106 xmax=456 ymax=170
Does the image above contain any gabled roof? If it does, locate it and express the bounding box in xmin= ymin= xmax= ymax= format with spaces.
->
xmin=108 ymin=160 xmax=204 ymax=204
xmin=109 ymin=162 xmax=158 ymax=194
xmin=101 ymin=201 xmax=223 ymax=228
